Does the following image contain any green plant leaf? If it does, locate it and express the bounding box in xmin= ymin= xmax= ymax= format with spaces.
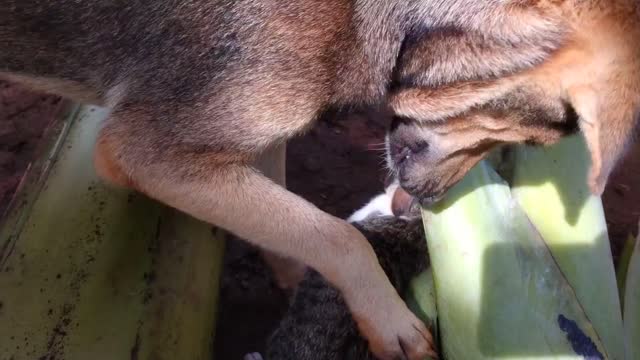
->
xmin=423 ymin=160 xmax=608 ymax=359
xmin=511 ymin=135 xmax=624 ymax=359
xmin=623 ymin=228 xmax=640 ymax=359
xmin=0 ymin=105 xmax=225 ymax=360
xmin=617 ymin=234 xmax=637 ymax=309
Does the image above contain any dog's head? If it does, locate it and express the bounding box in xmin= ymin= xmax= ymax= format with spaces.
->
xmin=387 ymin=2 xmax=640 ymax=205
xmin=386 ymin=86 xmax=580 ymax=205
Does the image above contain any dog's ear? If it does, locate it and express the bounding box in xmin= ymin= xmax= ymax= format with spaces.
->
xmin=571 ymin=87 xmax=639 ymax=195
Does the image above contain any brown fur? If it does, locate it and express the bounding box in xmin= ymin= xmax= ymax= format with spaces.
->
xmin=2 ymin=1 xmax=584 ymax=358
xmin=388 ymin=0 xmax=640 ymax=204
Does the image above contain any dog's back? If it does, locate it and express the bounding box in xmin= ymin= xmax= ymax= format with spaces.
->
xmin=0 ymin=0 xmax=362 ymax=108
xmin=2 ymin=1 xmax=235 ymax=103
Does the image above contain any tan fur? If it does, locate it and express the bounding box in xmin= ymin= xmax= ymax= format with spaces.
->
xmin=1 ymin=1 xmax=605 ymax=358
xmin=253 ymin=142 xmax=307 ymax=290
xmin=390 ymin=0 xmax=640 ymax=201
xmin=94 ymin=135 xmax=133 ymax=189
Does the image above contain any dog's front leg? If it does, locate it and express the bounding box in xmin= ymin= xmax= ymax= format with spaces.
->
xmin=144 ymin=164 xmax=435 ymax=359
xmin=252 ymin=142 xmax=306 ymax=291
xmin=95 ymin=131 xmax=435 ymax=360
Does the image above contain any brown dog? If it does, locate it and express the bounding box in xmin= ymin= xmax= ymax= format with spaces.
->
xmin=1 ymin=1 xmax=577 ymax=358
xmin=388 ymin=1 xmax=640 ymax=205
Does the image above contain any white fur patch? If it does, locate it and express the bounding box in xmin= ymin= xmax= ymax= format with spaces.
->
xmin=347 ymin=182 xmax=400 ymax=223
xmin=243 ymin=352 xmax=263 ymax=360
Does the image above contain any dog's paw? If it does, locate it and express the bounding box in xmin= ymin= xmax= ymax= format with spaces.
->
xmin=243 ymin=352 xmax=264 ymax=360
xmin=355 ymin=304 xmax=436 ymax=360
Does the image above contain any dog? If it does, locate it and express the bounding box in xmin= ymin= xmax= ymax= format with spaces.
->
xmin=387 ymin=1 xmax=640 ymax=205
xmin=1 ymin=1 xmax=574 ymax=358
xmin=247 ymin=187 xmax=426 ymax=360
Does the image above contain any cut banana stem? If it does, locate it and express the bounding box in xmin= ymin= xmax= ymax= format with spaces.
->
xmin=511 ymin=135 xmax=624 ymax=359
xmin=623 ymin=226 xmax=640 ymax=359
xmin=0 ymin=105 xmax=225 ymax=360
xmin=422 ymin=160 xmax=608 ymax=360
xmin=617 ymin=234 xmax=636 ymax=310
xmin=406 ymin=268 xmax=439 ymax=359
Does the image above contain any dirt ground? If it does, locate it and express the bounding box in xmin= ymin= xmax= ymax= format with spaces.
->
xmin=1 ymin=81 xmax=638 ymax=359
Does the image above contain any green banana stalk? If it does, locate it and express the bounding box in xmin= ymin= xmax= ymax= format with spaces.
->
xmin=510 ymin=135 xmax=624 ymax=359
xmin=422 ymin=160 xmax=608 ymax=359
xmin=406 ymin=268 xmax=439 ymax=358
xmin=0 ymin=105 xmax=225 ymax=360
xmin=617 ymin=234 xmax=636 ymax=309
xmin=623 ymin=228 xmax=640 ymax=359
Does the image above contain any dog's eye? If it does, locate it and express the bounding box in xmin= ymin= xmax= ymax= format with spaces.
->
xmin=390 ymin=116 xmax=413 ymax=132
xmin=409 ymin=141 xmax=429 ymax=154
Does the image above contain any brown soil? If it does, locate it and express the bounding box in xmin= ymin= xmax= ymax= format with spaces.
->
xmin=1 ymin=81 xmax=638 ymax=359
